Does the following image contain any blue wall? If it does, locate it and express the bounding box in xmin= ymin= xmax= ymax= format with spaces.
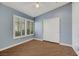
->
xmin=0 ymin=3 xmax=34 ymax=49
xmin=35 ymin=3 xmax=72 ymax=44
xmin=0 ymin=3 xmax=72 ymax=49
xmin=35 ymin=19 xmax=43 ymax=39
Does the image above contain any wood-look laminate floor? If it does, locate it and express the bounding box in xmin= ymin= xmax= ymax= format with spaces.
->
xmin=0 ymin=40 xmax=77 ymax=56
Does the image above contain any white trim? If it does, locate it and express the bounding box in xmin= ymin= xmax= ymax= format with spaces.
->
xmin=43 ymin=17 xmax=60 ymax=43
xmin=60 ymin=42 xmax=72 ymax=47
xmin=33 ymin=38 xmax=43 ymax=41
xmin=13 ymin=15 xmax=26 ymax=39
xmin=0 ymin=38 xmax=33 ymax=51
xmin=59 ymin=43 xmax=79 ymax=55
xmin=72 ymin=46 xmax=79 ymax=56
xmin=14 ymin=35 xmax=26 ymax=39
xmin=26 ymin=34 xmax=34 ymax=36
xmin=14 ymin=34 xmax=34 ymax=39
xmin=0 ymin=38 xmax=78 ymax=56
xmin=13 ymin=15 xmax=34 ymax=39
xmin=43 ymin=39 xmax=60 ymax=43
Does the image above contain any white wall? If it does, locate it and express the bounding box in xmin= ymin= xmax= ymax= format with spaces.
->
xmin=72 ymin=2 xmax=79 ymax=55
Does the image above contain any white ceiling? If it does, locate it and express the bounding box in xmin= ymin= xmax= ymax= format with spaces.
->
xmin=2 ymin=2 xmax=69 ymax=17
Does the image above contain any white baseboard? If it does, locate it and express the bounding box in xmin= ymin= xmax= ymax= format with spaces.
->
xmin=0 ymin=38 xmax=33 ymax=51
xmin=72 ymin=46 xmax=79 ymax=56
xmin=1 ymin=38 xmax=78 ymax=56
xmin=60 ymin=42 xmax=72 ymax=47
xmin=34 ymin=38 xmax=72 ymax=47
xmin=60 ymin=43 xmax=79 ymax=55
xmin=33 ymin=38 xmax=43 ymax=41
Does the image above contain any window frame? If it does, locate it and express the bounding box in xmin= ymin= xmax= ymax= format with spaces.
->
xmin=26 ymin=20 xmax=34 ymax=36
xmin=13 ymin=15 xmax=34 ymax=39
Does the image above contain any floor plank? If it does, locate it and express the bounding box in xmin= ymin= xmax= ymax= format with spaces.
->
xmin=0 ymin=40 xmax=77 ymax=56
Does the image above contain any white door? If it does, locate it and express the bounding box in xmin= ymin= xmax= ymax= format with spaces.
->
xmin=43 ymin=17 xmax=60 ymax=43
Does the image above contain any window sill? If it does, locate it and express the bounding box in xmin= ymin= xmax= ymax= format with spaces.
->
xmin=26 ymin=34 xmax=34 ymax=36
xmin=14 ymin=34 xmax=34 ymax=39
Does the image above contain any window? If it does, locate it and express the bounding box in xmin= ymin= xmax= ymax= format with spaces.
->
xmin=21 ymin=19 xmax=25 ymax=36
xmin=15 ymin=17 xmax=21 ymax=37
xmin=26 ymin=21 xmax=30 ymax=35
xmin=13 ymin=15 xmax=34 ymax=39
xmin=26 ymin=21 xmax=34 ymax=35
xmin=30 ymin=22 xmax=34 ymax=34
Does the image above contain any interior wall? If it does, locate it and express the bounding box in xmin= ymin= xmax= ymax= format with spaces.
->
xmin=35 ymin=3 xmax=72 ymax=45
xmin=72 ymin=2 xmax=79 ymax=54
xmin=0 ymin=3 xmax=34 ymax=49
